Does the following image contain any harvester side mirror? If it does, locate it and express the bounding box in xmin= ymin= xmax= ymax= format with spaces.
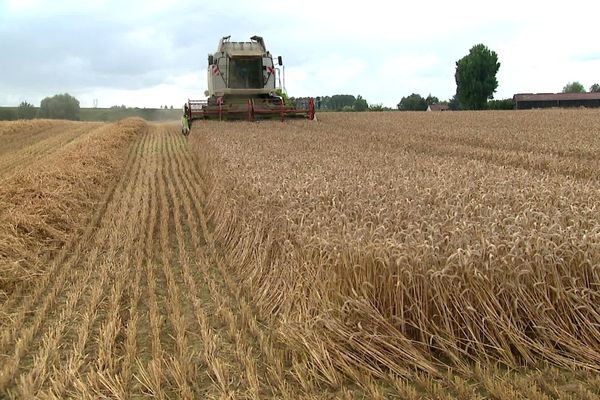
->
xmin=278 ymin=56 xmax=283 ymax=65
xmin=208 ymin=55 xmax=214 ymax=65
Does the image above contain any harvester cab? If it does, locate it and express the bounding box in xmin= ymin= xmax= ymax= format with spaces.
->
xmin=185 ymin=35 xmax=315 ymax=123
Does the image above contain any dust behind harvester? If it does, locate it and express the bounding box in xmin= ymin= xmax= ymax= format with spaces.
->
xmin=185 ymin=35 xmax=315 ymax=123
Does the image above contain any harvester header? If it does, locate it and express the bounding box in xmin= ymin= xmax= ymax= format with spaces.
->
xmin=184 ymin=35 xmax=315 ymax=123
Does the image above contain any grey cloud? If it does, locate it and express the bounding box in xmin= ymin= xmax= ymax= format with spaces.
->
xmin=3 ymin=1 xmax=594 ymax=107
xmin=0 ymin=4 xmax=266 ymax=103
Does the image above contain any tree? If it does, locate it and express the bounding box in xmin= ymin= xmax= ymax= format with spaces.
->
xmin=397 ymin=93 xmax=427 ymax=111
xmin=353 ymin=95 xmax=368 ymax=111
xmin=562 ymin=81 xmax=585 ymax=93
xmin=17 ymin=101 xmax=36 ymax=119
xmin=369 ymin=103 xmax=392 ymax=112
xmin=448 ymin=94 xmax=461 ymax=111
xmin=589 ymin=83 xmax=600 ymax=93
xmin=39 ymin=93 xmax=80 ymax=120
xmin=328 ymin=94 xmax=356 ymax=111
xmin=425 ymin=94 xmax=439 ymax=105
xmin=455 ymin=44 xmax=500 ymax=110
xmin=487 ymin=98 xmax=514 ymax=110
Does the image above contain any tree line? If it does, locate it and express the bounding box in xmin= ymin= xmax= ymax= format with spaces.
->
xmin=398 ymin=44 xmax=599 ymax=111
xmin=0 ymin=93 xmax=81 ymax=121
xmin=298 ymin=43 xmax=596 ymax=112
xmin=397 ymin=44 xmax=503 ymax=110
xmin=289 ymin=94 xmax=393 ymax=112
xmin=563 ymin=82 xmax=600 ymax=93
xmin=0 ymin=95 xmax=182 ymax=121
xmin=3 ymin=51 xmax=598 ymax=120
xmin=291 ymin=44 xmax=505 ymax=111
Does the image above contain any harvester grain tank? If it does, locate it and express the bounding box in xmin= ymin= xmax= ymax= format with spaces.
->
xmin=185 ymin=35 xmax=315 ymax=123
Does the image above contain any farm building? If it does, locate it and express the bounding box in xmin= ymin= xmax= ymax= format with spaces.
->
xmin=427 ymin=104 xmax=449 ymax=112
xmin=513 ymin=92 xmax=600 ymax=109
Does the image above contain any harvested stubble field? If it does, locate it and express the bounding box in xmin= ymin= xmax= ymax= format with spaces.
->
xmin=0 ymin=110 xmax=599 ymax=399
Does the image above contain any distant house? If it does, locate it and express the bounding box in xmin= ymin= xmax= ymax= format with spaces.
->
xmin=513 ymin=93 xmax=600 ymax=110
xmin=427 ymin=104 xmax=449 ymax=112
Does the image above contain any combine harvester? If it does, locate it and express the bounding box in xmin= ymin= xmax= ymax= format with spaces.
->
xmin=184 ymin=35 xmax=315 ymax=124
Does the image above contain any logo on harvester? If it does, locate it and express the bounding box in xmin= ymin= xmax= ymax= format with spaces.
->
xmin=266 ymin=66 xmax=275 ymax=75
xmin=211 ymin=64 xmax=220 ymax=76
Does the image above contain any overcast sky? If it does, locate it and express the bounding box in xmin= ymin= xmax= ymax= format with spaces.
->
xmin=1 ymin=0 xmax=599 ymax=108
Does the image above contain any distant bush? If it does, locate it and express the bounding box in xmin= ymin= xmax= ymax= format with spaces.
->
xmin=397 ymin=94 xmax=427 ymax=111
xmin=0 ymin=108 xmax=17 ymax=121
xmin=562 ymin=81 xmax=585 ymax=93
xmin=17 ymin=101 xmax=37 ymax=119
xmin=487 ymin=98 xmax=514 ymax=110
xmin=369 ymin=104 xmax=393 ymax=112
xmin=39 ymin=93 xmax=80 ymax=120
xmin=353 ymin=95 xmax=368 ymax=111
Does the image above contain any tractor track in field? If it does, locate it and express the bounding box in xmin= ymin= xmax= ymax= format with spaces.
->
xmin=0 ymin=123 xmax=345 ymax=399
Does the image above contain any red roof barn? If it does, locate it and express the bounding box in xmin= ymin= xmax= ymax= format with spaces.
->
xmin=513 ymin=93 xmax=600 ymax=109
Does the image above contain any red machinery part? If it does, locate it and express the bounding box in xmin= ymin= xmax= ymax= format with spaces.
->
xmin=307 ymin=98 xmax=315 ymax=120
xmin=187 ymin=97 xmax=316 ymax=122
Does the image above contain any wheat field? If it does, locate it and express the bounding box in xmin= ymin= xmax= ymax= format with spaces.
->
xmin=1 ymin=110 xmax=599 ymax=399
